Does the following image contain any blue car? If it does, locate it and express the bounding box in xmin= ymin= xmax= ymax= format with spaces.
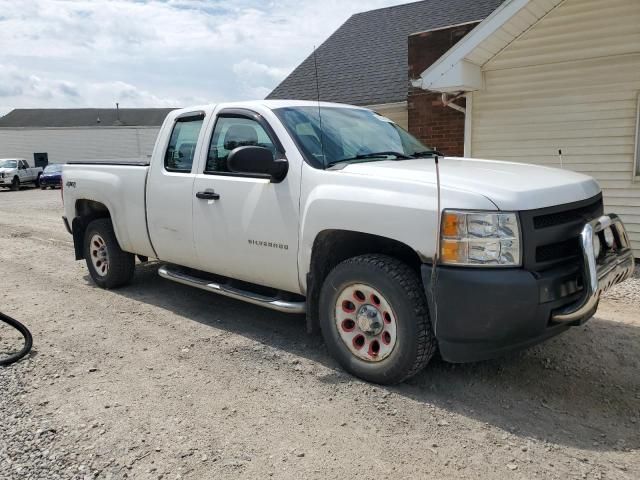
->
xmin=39 ymin=164 xmax=63 ymax=189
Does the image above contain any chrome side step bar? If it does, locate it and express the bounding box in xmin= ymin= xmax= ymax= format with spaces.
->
xmin=158 ymin=265 xmax=306 ymax=314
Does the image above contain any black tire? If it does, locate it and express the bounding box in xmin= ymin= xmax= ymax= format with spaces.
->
xmin=83 ymin=218 xmax=135 ymax=289
xmin=40 ymin=185 xmax=46 ymax=190
xmin=319 ymin=254 xmax=436 ymax=385
xmin=10 ymin=177 xmax=19 ymax=191
xmin=35 ymin=174 xmax=41 ymax=188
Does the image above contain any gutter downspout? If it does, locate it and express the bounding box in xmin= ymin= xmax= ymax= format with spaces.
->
xmin=464 ymin=92 xmax=472 ymax=157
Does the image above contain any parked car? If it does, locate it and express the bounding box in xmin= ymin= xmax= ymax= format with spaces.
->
xmin=61 ymin=100 xmax=634 ymax=384
xmin=40 ymin=164 xmax=63 ymax=189
xmin=0 ymin=158 xmax=43 ymax=190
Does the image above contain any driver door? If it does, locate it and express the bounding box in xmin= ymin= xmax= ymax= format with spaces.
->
xmin=192 ymin=109 xmax=301 ymax=294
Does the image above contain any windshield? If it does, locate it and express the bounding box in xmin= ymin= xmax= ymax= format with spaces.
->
xmin=44 ymin=164 xmax=63 ymax=173
xmin=0 ymin=160 xmax=17 ymax=169
xmin=274 ymin=106 xmax=431 ymax=168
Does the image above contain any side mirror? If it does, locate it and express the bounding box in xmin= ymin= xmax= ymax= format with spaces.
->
xmin=227 ymin=146 xmax=288 ymax=183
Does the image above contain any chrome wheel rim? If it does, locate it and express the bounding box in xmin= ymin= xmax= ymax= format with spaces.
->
xmin=334 ymin=283 xmax=398 ymax=362
xmin=90 ymin=234 xmax=109 ymax=277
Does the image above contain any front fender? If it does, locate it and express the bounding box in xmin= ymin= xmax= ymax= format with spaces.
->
xmin=298 ymin=171 xmax=498 ymax=291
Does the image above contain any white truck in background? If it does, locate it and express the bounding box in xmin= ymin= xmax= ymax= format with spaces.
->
xmin=0 ymin=158 xmax=43 ymax=190
xmin=61 ymin=100 xmax=634 ymax=384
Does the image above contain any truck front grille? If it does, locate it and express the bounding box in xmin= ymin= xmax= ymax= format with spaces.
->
xmin=533 ymin=199 xmax=604 ymax=230
xmin=520 ymin=194 xmax=603 ymax=272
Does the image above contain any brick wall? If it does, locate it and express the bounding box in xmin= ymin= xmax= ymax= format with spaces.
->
xmin=407 ymin=23 xmax=479 ymax=157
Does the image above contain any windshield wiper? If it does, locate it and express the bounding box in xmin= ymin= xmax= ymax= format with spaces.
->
xmin=327 ymin=151 xmax=413 ymax=168
xmin=412 ymin=149 xmax=445 ymax=158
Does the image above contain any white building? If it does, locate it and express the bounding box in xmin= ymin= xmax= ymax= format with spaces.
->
xmin=414 ymin=0 xmax=640 ymax=256
xmin=0 ymin=108 xmax=175 ymax=166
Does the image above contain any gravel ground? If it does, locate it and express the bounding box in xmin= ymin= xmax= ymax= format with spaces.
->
xmin=603 ymin=265 xmax=640 ymax=303
xmin=1 ymin=188 xmax=639 ymax=480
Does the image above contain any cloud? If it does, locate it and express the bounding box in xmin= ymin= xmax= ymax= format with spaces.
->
xmin=0 ymin=0 xmax=410 ymax=111
xmin=0 ymin=63 xmax=190 ymax=109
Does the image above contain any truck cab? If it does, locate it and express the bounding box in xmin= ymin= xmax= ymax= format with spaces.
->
xmin=61 ymin=101 xmax=635 ymax=384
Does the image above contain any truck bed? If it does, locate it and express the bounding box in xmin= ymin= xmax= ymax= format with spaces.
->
xmin=62 ymin=162 xmax=156 ymax=259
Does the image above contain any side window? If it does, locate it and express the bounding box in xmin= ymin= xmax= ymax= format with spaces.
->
xmin=20 ymin=160 xmax=28 ymax=169
xmin=164 ymin=115 xmax=204 ymax=173
xmin=205 ymin=117 xmax=275 ymax=174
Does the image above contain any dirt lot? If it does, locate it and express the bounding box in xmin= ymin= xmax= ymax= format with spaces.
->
xmin=1 ymin=187 xmax=639 ymax=480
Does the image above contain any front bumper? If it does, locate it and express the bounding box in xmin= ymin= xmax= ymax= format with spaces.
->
xmin=40 ymin=176 xmax=62 ymax=186
xmin=422 ymin=213 xmax=634 ymax=363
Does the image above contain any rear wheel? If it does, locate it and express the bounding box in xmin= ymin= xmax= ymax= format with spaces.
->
xmin=84 ymin=218 xmax=135 ymax=289
xmin=35 ymin=174 xmax=41 ymax=188
xmin=10 ymin=177 xmax=19 ymax=191
xmin=319 ymin=254 xmax=436 ymax=384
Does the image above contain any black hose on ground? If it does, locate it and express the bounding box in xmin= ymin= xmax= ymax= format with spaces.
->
xmin=0 ymin=312 xmax=33 ymax=366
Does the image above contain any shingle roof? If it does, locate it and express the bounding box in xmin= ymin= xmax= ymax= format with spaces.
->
xmin=267 ymin=0 xmax=504 ymax=106
xmin=0 ymin=108 xmax=176 ymax=128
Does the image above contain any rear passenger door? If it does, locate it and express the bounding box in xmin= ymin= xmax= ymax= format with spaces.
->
xmin=146 ymin=111 xmax=207 ymax=268
xmin=191 ymin=108 xmax=301 ymax=294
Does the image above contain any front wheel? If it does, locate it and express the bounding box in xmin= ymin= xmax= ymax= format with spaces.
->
xmin=10 ymin=177 xmax=20 ymax=191
xmin=319 ymin=254 xmax=436 ymax=384
xmin=83 ymin=218 xmax=135 ymax=289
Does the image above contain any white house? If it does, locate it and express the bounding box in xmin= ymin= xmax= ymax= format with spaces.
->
xmin=0 ymin=108 xmax=175 ymax=166
xmin=414 ymin=0 xmax=640 ymax=256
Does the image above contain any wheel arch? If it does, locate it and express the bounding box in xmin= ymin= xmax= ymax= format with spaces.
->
xmin=71 ymin=199 xmax=113 ymax=260
xmin=304 ymin=229 xmax=423 ymax=334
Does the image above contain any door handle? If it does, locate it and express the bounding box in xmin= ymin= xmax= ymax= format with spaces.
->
xmin=196 ymin=190 xmax=220 ymax=200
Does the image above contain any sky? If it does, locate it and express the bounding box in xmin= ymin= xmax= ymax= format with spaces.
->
xmin=0 ymin=0 xmax=412 ymax=115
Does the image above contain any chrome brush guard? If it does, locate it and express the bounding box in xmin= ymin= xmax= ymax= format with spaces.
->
xmin=552 ymin=214 xmax=635 ymax=323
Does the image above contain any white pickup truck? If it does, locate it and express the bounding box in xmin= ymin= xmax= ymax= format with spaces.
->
xmin=0 ymin=158 xmax=43 ymax=190
xmin=61 ymin=100 xmax=634 ymax=384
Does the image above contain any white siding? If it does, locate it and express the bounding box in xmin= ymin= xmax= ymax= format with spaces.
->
xmin=366 ymin=103 xmax=409 ymax=129
xmin=467 ymin=0 xmax=564 ymax=66
xmin=0 ymin=127 xmax=161 ymax=164
xmin=471 ymin=0 xmax=640 ymax=255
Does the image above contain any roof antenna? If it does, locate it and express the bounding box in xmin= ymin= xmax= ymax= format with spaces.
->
xmin=312 ymin=46 xmax=326 ymax=165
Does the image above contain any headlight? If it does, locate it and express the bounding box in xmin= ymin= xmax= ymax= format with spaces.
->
xmin=440 ymin=210 xmax=521 ymax=267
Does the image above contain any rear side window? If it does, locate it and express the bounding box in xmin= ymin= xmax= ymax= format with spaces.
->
xmin=164 ymin=115 xmax=204 ymax=173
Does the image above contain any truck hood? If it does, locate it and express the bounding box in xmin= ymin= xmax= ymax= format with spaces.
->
xmin=340 ymin=157 xmax=601 ymax=211
xmin=0 ymin=167 xmax=16 ymax=174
